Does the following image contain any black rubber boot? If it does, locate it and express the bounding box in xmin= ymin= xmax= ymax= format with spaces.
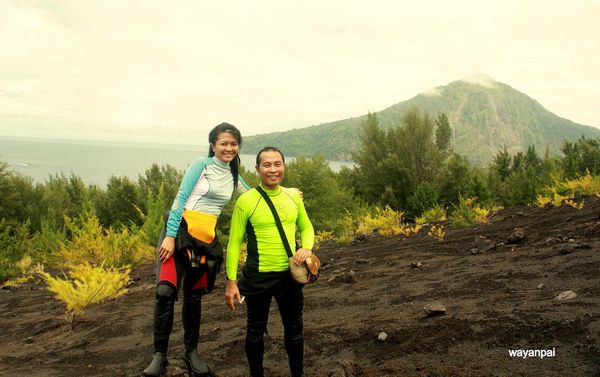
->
xmin=285 ymin=316 xmax=304 ymax=377
xmin=181 ymin=349 xmax=211 ymax=376
xmin=142 ymin=285 xmax=175 ymax=376
xmin=181 ymin=293 xmax=212 ymax=376
xmin=141 ymin=352 xmax=168 ymax=377
xmin=246 ymin=321 xmax=266 ymax=377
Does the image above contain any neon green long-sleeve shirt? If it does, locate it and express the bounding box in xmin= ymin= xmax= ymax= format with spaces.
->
xmin=226 ymin=185 xmax=314 ymax=281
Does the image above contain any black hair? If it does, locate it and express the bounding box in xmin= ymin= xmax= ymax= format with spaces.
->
xmin=208 ymin=122 xmax=242 ymax=188
xmin=255 ymin=146 xmax=285 ymax=166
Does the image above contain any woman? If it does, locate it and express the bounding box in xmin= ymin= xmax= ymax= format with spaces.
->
xmin=142 ymin=122 xmax=249 ymax=377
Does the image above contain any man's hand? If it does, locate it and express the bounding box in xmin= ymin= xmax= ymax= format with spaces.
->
xmin=159 ymin=236 xmax=176 ymax=262
xmin=290 ymin=187 xmax=304 ymax=200
xmin=225 ymin=280 xmax=243 ymax=310
xmin=293 ymin=248 xmax=312 ymax=265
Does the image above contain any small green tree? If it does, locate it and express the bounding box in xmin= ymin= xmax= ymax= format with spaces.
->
xmin=435 ymin=113 xmax=452 ymax=154
xmin=39 ymin=262 xmax=130 ymax=328
xmin=438 ymin=153 xmax=473 ymax=206
xmin=138 ymin=185 xmax=168 ymax=246
xmin=560 ymin=137 xmax=600 ymax=178
xmin=492 ymin=147 xmax=511 ymax=181
xmin=284 ymin=156 xmax=356 ymax=234
xmin=406 ymin=182 xmax=438 ymax=219
xmin=39 ymin=174 xmax=89 ymax=231
xmin=96 ymin=176 xmax=143 ymax=229
xmin=137 ymin=163 xmax=182 ymax=210
xmin=352 ymin=112 xmax=390 ymax=204
xmin=0 ymin=165 xmax=40 ymax=230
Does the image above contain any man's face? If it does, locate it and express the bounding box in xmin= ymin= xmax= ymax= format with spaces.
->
xmin=256 ymin=150 xmax=285 ymax=189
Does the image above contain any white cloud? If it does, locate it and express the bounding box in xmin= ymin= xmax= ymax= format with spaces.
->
xmin=460 ymin=74 xmax=497 ymax=88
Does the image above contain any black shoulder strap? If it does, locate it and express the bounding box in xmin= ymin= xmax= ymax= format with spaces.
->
xmin=255 ymin=186 xmax=293 ymax=258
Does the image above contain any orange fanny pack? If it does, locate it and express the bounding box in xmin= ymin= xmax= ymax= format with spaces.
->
xmin=182 ymin=210 xmax=218 ymax=244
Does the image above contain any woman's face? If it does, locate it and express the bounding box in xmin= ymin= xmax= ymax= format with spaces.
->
xmin=211 ymin=132 xmax=239 ymax=163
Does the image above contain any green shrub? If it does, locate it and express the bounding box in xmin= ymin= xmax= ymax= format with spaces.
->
xmin=356 ymin=206 xmax=421 ymax=237
xmin=55 ymin=211 xmax=154 ymax=268
xmin=450 ymin=197 xmax=491 ymax=228
xmin=416 ymin=205 xmax=447 ymax=225
xmin=39 ymin=262 xmax=130 ymax=327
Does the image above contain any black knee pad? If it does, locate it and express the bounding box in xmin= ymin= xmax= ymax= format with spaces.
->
xmin=156 ymin=283 xmax=177 ymax=302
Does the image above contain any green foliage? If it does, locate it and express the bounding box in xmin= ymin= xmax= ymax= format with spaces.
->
xmin=0 ymin=220 xmax=65 ymax=281
xmin=137 ymin=163 xmax=182 ymax=210
xmin=138 ymin=187 xmax=167 ymax=246
xmin=3 ymin=274 xmax=34 ymax=287
xmin=352 ymin=113 xmax=397 ymax=204
xmin=283 ymin=156 xmax=356 ymax=234
xmin=0 ymin=165 xmax=40 ymax=230
xmin=0 ymin=221 xmax=35 ymax=281
xmin=449 ymin=197 xmax=491 ymax=228
xmin=415 ymin=205 xmax=447 ymax=225
xmin=335 ymin=165 xmax=359 ymax=196
xmin=394 ymin=110 xmax=443 ymax=191
xmin=492 ymin=147 xmax=511 ymax=181
xmin=238 ymin=164 xmax=260 ymax=187
xmin=437 ymin=153 xmax=482 ymax=206
xmin=352 ymin=110 xmax=445 ymax=210
xmin=39 ymin=174 xmax=89 ymax=231
xmin=502 ymin=168 xmax=544 ymax=206
xmin=427 ymin=224 xmax=446 ymax=242
xmin=560 ymin=137 xmax=600 ymax=179
xmin=355 ymin=206 xmax=421 ymax=237
xmin=39 ymin=262 xmax=130 ymax=327
xmin=55 ymin=211 xmax=154 ymax=268
xmin=96 ymin=176 xmax=144 ymax=229
xmin=537 ymin=173 xmax=600 ymax=207
xmin=406 ymin=182 xmax=438 ymax=219
xmin=435 ymin=113 xmax=452 ymax=153
xmin=487 ymin=145 xmax=556 ymax=207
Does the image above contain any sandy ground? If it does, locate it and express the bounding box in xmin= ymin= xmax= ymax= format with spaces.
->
xmin=1 ymin=197 xmax=600 ymax=377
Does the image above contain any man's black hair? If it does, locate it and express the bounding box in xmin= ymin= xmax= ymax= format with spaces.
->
xmin=255 ymin=146 xmax=285 ymax=166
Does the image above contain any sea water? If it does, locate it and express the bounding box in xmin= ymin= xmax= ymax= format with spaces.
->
xmin=0 ymin=137 xmax=351 ymax=187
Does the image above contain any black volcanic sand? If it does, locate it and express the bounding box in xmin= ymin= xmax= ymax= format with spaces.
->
xmin=1 ymin=198 xmax=600 ymax=377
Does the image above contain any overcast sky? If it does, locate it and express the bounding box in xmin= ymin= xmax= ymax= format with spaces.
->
xmin=1 ymin=0 xmax=599 ymax=145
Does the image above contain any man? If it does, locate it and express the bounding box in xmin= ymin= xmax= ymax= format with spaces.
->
xmin=225 ymin=147 xmax=314 ymax=377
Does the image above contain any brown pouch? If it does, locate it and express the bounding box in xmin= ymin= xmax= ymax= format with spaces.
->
xmin=288 ymin=253 xmax=321 ymax=284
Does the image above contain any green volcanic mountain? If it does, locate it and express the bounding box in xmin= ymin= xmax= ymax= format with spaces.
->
xmin=242 ymin=75 xmax=600 ymax=165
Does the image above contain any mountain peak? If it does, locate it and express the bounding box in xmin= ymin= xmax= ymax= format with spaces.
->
xmin=422 ymin=74 xmax=497 ymax=97
xmin=458 ymin=74 xmax=497 ymax=88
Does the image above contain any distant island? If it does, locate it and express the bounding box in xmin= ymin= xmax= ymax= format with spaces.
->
xmin=242 ymin=75 xmax=600 ymax=165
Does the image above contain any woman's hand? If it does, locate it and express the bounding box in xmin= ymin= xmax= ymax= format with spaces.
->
xmin=293 ymin=248 xmax=312 ymax=265
xmin=290 ymin=187 xmax=304 ymax=200
xmin=159 ymin=236 xmax=176 ymax=262
xmin=225 ymin=280 xmax=243 ymax=310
